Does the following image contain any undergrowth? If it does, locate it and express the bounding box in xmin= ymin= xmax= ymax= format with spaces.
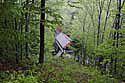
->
xmin=0 ymin=56 xmax=119 ymax=83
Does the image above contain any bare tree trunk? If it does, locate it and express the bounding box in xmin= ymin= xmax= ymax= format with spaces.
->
xmin=39 ymin=0 xmax=45 ymax=64
xmin=101 ymin=0 xmax=112 ymax=43
xmin=32 ymin=0 xmax=34 ymax=3
xmin=25 ymin=0 xmax=29 ymax=57
xmin=96 ymin=0 xmax=105 ymax=46
xmin=81 ymin=15 xmax=87 ymax=65
xmin=97 ymin=10 xmax=101 ymax=46
xmin=113 ymin=0 xmax=121 ymax=74
xmin=121 ymin=0 xmax=124 ymax=8
xmin=15 ymin=18 xmax=19 ymax=64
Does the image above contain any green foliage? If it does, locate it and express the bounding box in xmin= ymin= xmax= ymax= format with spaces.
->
xmin=94 ymin=40 xmax=113 ymax=57
xmin=0 ymin=72 xmax=38 ymax=83
xmin=0 ymin=0 xmax=125 ymax=82
xmin=1 ymin=56 xmax=118 ymax=83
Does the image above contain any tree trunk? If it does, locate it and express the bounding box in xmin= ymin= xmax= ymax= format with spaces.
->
xmin=20 ymin=12 xmax=23 ymax=61
xmin=113 ymin=0 xmax=121 ymax=74
xmin=101 ymin=0 xmax=112 ymax=43
xmin=15 ymin=18 xmax=19 ymax=64
xmin=39 ymin=0 xmax=45 ymax=64
xmin=25 ymin=0 xmax=29 ymax=57
xmin=96 ymin=0 xmax=105 ymax=46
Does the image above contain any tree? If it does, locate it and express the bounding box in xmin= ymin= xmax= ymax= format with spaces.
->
xmin=101 ymin=0 xmax=112 ymax=43
xmin=113 ymin=0 xmax=122 ymax=75
xmin=25 ymin=0 xmax=29 ymax=57
xmin=39 ymin=0 xmax=45 ymax=64
xmin=96 ymin=0 xmax=105 ymax=46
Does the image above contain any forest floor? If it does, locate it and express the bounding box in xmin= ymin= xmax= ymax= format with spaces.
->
xmin=0 ymin=56 xmax=121 ymax=83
